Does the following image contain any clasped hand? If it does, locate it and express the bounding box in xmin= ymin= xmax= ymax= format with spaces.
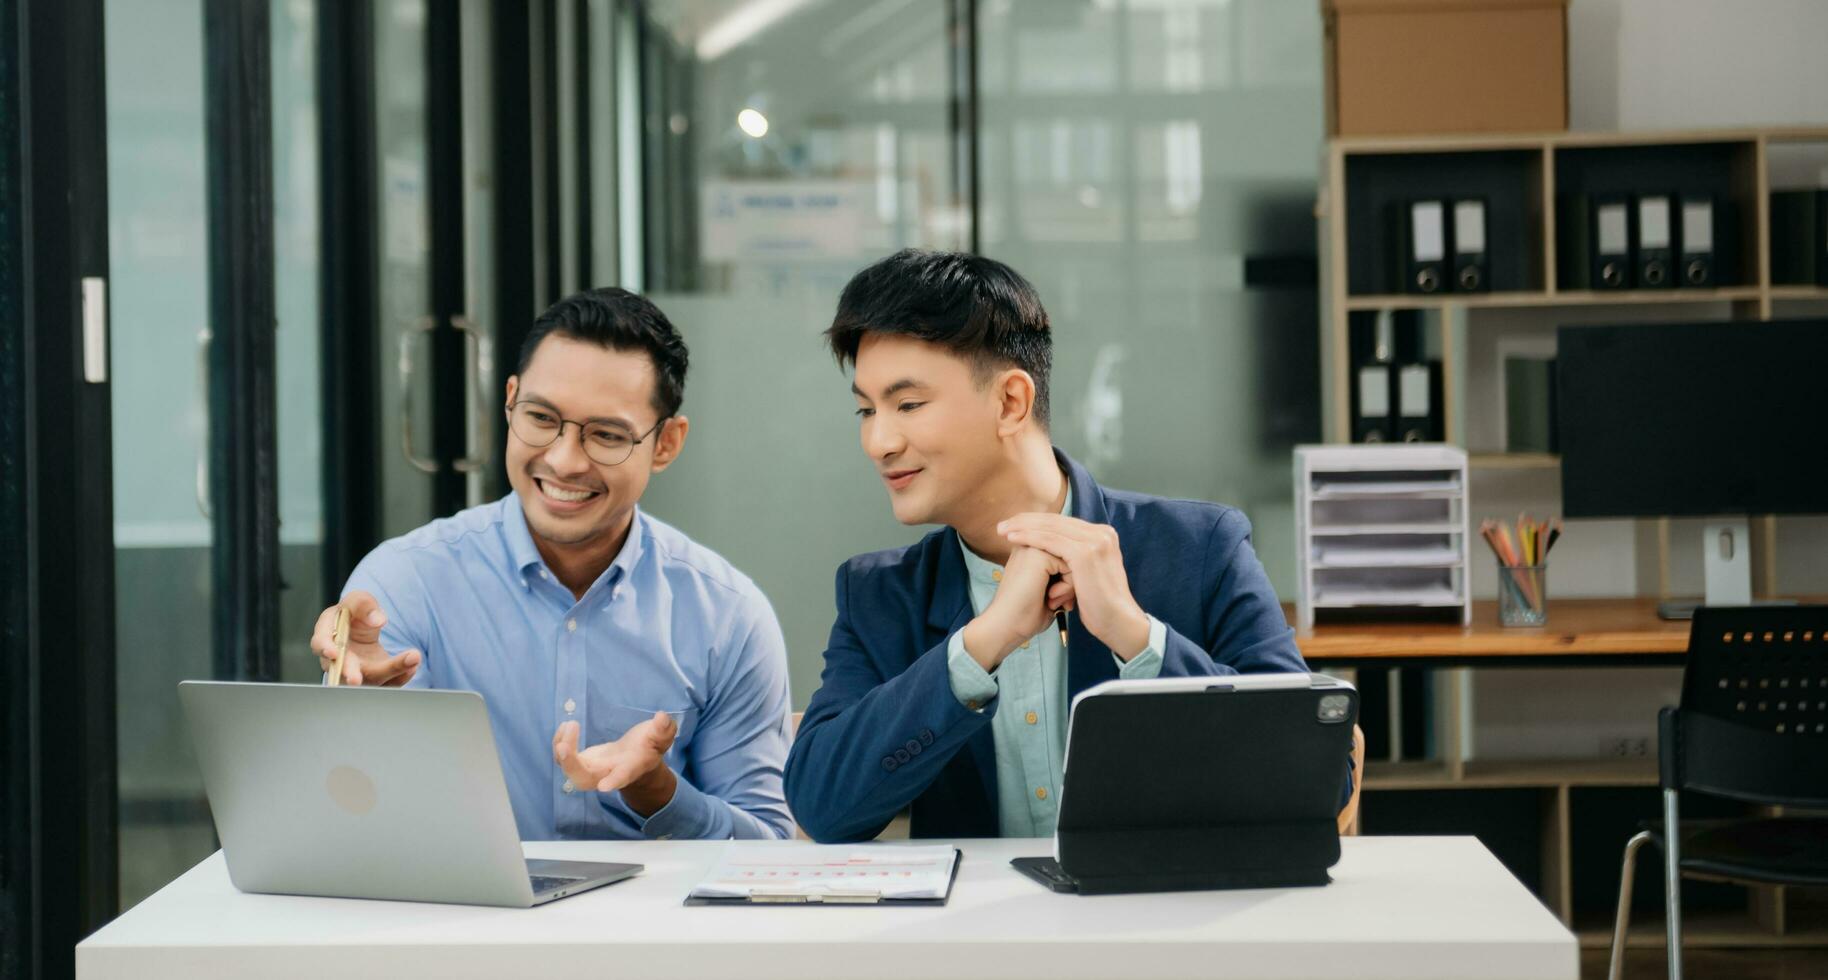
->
xmin=963 ymin=515 xmax=1150 ymax=669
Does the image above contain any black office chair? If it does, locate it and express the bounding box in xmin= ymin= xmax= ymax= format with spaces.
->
xmin=1608 ymin=606 xmax=1828 ymax=980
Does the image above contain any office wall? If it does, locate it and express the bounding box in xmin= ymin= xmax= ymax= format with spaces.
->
xmin=1569 ymin=0 xmax=1828 ymax=132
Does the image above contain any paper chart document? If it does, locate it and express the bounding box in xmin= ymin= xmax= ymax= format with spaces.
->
xmin=686 ymin=844 xmax=961 ymax=905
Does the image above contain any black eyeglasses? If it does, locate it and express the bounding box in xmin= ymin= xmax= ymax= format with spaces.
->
xmin=505 ymin=401 xmax=667 ymax=466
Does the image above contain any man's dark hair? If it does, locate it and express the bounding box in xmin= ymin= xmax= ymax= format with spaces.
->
xmin=517 ymin=287 xmax=689 ymax=419
xmin=825 ymin=249 xmax=1053 ymax=428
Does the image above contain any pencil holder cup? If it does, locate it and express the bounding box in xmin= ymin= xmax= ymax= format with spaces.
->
xmin=1497 ymin=563 xmax=1547 ymax=627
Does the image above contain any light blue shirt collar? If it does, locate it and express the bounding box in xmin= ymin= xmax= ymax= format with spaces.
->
xmin=502 ymin=495 xmax=646 ymax=595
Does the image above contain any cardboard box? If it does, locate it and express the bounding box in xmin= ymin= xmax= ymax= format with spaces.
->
xmin=1324 ymin=0 xmax=1568 ymax=137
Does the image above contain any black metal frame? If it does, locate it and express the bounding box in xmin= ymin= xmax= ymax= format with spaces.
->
xmin=537 ymin=0 xmax=562 ymax=306
xmin=0 ymin=7 xmax=26 ymax=962
xmin=572 ymin=0 xmax=593 ymax=292
xmin=489 ymin=0 xmax=534 ymax=500
xmin=0 ymin=4 xmax=30 ymax=971
xmin=633 ymin=10 xmax=656 ymax=286
xmin=948 ymin=0 xmax=979 ymax=254
xmin=203 ymin=0 xmax=281 ymax=682
xmin=315 ymin=0 xmax=379 ymax=602
xmin=636 ymin=16 xmax=697 ymax=292
xmin=483 ymin=0 xmax=606 ymax=501
xmin=425 ymin=0 xmax=470 ymax=517
xmin=3 ymin=0 xmax=119 ymax=974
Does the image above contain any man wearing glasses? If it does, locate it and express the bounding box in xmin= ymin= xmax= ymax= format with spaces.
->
xmin=307 ymin=288 xmax=793 ymax=841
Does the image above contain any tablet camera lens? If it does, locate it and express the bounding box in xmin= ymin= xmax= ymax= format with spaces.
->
xmin=1318 ymin=694 xmax=1350 ymax=723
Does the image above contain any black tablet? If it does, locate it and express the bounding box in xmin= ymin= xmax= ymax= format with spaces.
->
xmin=1013 ymin=673 xmax=1358 ymax=896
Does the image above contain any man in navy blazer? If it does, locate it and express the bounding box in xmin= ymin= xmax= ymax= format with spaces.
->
xmin=785 ymin=250 xmax=1341 ymax=843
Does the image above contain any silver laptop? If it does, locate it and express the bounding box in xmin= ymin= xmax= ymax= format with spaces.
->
xmin=179 ymin=681 xmax=641 ymax=907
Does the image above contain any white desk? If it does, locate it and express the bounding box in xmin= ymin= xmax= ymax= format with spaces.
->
xmin=79 ymin=836 xmax=1575 ymax=980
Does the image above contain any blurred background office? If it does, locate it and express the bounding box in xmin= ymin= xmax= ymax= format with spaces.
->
xmin=5 ymin=2 xmax=1827 ymax=979
xmin=14 ymin=0 xmax=1329 ymax=921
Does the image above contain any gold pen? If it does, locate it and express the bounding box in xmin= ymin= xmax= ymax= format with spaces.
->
xmin=327 ymin=606 xmax=351 ymax=686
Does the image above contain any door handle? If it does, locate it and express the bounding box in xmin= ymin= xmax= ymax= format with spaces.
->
xmin=82 ymin=277 xmax=109 ymax=383
xmin=397 ymin=315 xmax=441 ymax=473
xmin=195 ymin=327 xmax=212 ymax=518
xmin=450 ymin=314 xmax=493 ymax=473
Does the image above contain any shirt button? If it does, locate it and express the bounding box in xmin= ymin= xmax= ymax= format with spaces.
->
xmin=564 ymin=698 xmax=576 ymax=714
xmin=1035 ymin=787 xmax=1048 ymax=801
xmin=539 ymin=568 xmax=549 ymax=580
xmin=965 ymin=700 xmax=980 ymax=711
xmin=991 ymin=569 xmax=1003 ymax=583
xmin=567 ymin=618 xmax=578 ymax=633
xmin=1025 ymin=711 xmax=1038 ymax=725
xmin=563 ymin=780 xmax=576 ymax=794
xmin=1020 ymin=641 xmax=1029 ymax=650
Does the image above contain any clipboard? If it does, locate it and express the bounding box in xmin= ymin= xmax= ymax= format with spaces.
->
xmin=683 ymin=846 xmax=961 ymax=907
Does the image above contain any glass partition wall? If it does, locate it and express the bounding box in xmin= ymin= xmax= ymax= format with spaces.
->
xmin=89 ymin=0 xmax=1327 ymax=914
xmin=633 ymin=0 xmax=1324 ymax=701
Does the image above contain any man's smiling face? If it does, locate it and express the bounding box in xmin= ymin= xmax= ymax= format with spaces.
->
xmin=504 ymin=335 xmax=674 ymax=548
xmin=851 ymin=333 xmax=1009 ymax=528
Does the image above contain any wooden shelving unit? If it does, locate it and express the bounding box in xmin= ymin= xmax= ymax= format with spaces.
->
xmin=1366 ymin=757 xmax=1658 ymax=791
xmin=1319 ymin=125 xmax=1828 ymax=444
xmin=1468 ymin=452 xmax=1560 ymax=470
xmin=1341 ymin=285 xmax=1763 ymax=312
xmin=1769 ymin=285 xmax=1828 ymax=302
xmin=1316 ymin=126 xmax=1828 ymax=945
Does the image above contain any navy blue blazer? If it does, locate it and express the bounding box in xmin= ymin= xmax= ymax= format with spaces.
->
xmin=785 ymin=450 xmax=1327 ymax=843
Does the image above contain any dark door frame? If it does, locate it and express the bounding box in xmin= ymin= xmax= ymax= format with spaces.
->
xmin=316 ymin=0 xmax=380 ymax=602
xmin=2 ymin=0 xmax=119 ymax=975
xmin=949 ymin=0 xmax=980 ymax=254
xmin=490 ymin=0 xmax=533 ymax=504
xmin=203 ymin=0 xmax=282 ymax=683
xmin=322 ymin=0 xmax=532 ymax=586
xmin=425 ymin=0 xmax=471 ymax=518
xmin=4 ymin=0 xmax=294 ymax=974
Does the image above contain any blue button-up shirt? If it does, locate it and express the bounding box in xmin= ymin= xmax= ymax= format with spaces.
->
xmin=344 ymin=495 xmax=793 ymax=841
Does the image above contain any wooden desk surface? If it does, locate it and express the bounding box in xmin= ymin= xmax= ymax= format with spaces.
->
xmin=1286 ymin=598 xmax=1692 ymax=663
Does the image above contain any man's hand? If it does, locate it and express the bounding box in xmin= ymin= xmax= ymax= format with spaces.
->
xmin=998 ymin=514 xmax=1151 ymax=660
xmin=960 ymin=545 xmax=1076 ymax=672
xmin=309 ymin=591 xmax=421 ymax=686
xmin=552 ymin=713 xmax=680 ymax=817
